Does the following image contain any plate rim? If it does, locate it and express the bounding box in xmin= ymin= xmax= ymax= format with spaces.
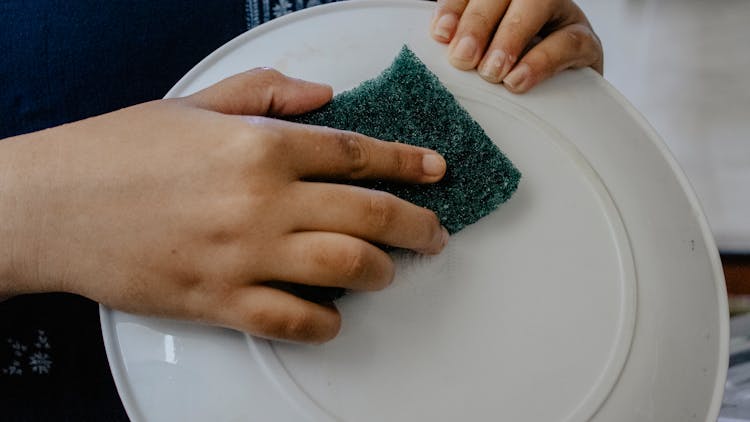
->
xmin=590 ymin=73 xmax=728 ymax=421
xmin=100 ymin=0 xmax=729 ymax=420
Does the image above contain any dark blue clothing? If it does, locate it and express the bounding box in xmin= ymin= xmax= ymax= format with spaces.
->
xmin=0 ymin=1 xmax=248 ymax=139
xmin=0 ymin=0 xmax=340 ymax=139
xmin=0 ymin=0 xmax=339 ymax=419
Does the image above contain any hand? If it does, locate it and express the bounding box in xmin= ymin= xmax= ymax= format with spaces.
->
xmin=0 ymin=69 xmax=448 ymax=343
xmin=430 ymin=0 xmax=603 ymax=93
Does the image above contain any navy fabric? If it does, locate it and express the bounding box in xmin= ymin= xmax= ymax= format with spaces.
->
xmin=0 ymin=0 xmax=246 ymax=139
xmin=0 ymin=1 xmax=246 ymax=420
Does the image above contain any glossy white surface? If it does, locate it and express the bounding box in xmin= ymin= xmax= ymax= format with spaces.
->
xmin=101 ymin=1 xmax=728 ymax=421
xmin=577 ymin=0 xmax=750 ymax=252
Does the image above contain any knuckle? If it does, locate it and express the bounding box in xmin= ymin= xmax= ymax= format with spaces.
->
xmin=529 ymin=50 xmax=554 ymax=78
xmin=465 ymin=9 xmax=492 ymax=32
xmin=565 ymin=28 xmax=585 ymax=52
xmin=394 ymin=150 xmax=411 ymax=175
xmin=257 ymin=131 xmax=286 ymax=160
xmin=221 ymin=118 xmax=285 ymax=160
xmin=207 ymin=201 xmax=252 ymax=244
xmin=244 ymin=306 xmax=273 ymax=333
xmin=365 ymin=192 xmax=396 ymax=235
xmin=208 ymin=225 xmax=239 ymax=246
xmin=567 ymin=25 xmax=602 ymax=68
xmin=173 ymin=272 xmax=203 ymax=291
xmin=535 ymin=47 xmax=554 ymax=66
xmin=496 ymin=15 xmax=531 ymax=56
xmin=242 ymin=68 xmax=288 ymax=111
xmin=241 ymin=124 xmax=286 ymax=163
xmin=245 ymin=67 xmax=285 ymax=84
xmin=341 ymin=243 xmax=370 ymax=280
xmin=335 ymin=131 xmax=369 ymax=176
xmin=572 ymin=25 xmax=596 ymax=47
xmin=498 ymin=13 xmax=523 ymax=37
xmin=279 ymin=311 xmax=318 ymax=341
xmin=243 ymin=307 xmax=318 ymax=342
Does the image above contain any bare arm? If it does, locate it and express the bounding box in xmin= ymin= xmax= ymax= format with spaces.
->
xmin=0 ymin=68 xmax=448 ymax=343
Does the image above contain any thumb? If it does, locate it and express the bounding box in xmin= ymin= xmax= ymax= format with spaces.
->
xmin=184 ymin=67 xmax=333 ymax=116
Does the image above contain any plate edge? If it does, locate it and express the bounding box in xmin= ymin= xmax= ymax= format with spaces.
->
xmin=99 ymin=306 xmax=144 ymax=422
xmin=164 ymin=0 xmax=435 ymax=99
xmin=592 ymin=71 xmax=729 ymax=422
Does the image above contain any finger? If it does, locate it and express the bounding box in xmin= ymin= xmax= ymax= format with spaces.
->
xmin=447 ymin=0 xmax=512 ymax=70
xmin=262 ymin=231 xmax=395 ymax=292
xmin=263 ymin=119 xmax=447 ymax=183
xmin=502 ymin=23 xmax=603 ymax=93
xmin=216 ymin=285 xmax=341 ymax=343
xmin=476 ymin=0 xmax=558 ymax=82
xmin=287 ymin=182 xmax=448 ymax=254
xmin=430 ymin=0 xmax=469 ymax=43
xmin=185 ymin=68 xmax=333 ymax=116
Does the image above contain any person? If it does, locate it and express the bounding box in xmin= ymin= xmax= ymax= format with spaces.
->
xmin=432 ymin=0 xmax=602 ymax=90
xmin=0 ymin=0 xmax=602 ymax=419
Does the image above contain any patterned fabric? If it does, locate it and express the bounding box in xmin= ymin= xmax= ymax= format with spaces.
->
xmin=245 ymin=0 xmax=340 ymax=28
xmin=2 ymin=330 xmax=52 ymax=376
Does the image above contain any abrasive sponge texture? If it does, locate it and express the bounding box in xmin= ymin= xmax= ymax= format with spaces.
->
xmin=291 ymin=46 xmax=521 ymax=234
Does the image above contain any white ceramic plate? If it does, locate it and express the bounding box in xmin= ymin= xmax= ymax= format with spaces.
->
xmin=100 ymin=1 xmax=729 ymax=421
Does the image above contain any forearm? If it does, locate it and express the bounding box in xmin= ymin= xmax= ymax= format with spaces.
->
xmin=1 ymin=134 xmax=24 ymax=294
xmin=0 ymin=69 xmax=449 ymax=343
xmin=0 ymin=130 xmax=60 ymax=298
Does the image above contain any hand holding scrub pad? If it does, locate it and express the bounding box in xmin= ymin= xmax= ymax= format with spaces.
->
xmin=276 ymin=46 xmax=521 ymax=302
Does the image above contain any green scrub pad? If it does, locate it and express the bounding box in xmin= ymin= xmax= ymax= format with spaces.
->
xmin=271 ymin=46 xmax=521 ymax=303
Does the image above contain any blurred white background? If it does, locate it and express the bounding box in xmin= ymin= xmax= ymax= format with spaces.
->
xmin=576 ymin=0 xmax=750 ymax=253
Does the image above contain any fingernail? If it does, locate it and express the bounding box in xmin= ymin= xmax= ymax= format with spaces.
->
xmin=503 ymin=63 xmax=530 ymax=92
xmin=440 ymin=226 xmax=450 ymax=249
xmin=422 ymin=154 xmax=446 ymax=177
xmin=433 ymin=13 xmax=457 ymax=41
xmin=479 ymin=50 xmax=507 ymax=83
xmin=417 ymin=225 xmax=450 ymax=255
xmin=452 ymin=36 xmax=477 ymax=63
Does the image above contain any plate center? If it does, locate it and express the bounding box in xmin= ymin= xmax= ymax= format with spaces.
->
xmin=252 ymin=98 xmax=636 ymax=422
